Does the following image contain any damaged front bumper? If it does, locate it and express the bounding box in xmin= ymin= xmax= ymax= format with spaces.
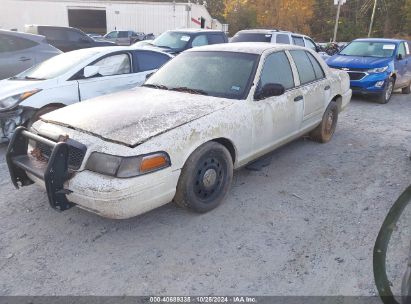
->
xmin=6 ymin=126 xmax=180 ymax=219
xmin=0 ymin=107 xmax=35 ymax=144
xmin=0 ymin=108 xmax=23 ymax=143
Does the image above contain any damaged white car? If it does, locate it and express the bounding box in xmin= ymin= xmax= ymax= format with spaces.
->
xmin=6 ymin=43 xmax=352 ymax=219
xmin=0 ymin=46 xmax=172 ymax=143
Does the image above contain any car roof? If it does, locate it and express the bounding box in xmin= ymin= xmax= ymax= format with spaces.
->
xmin=186 ymin=42 xmax=307 ymax=55
xmin=72 ymin=45 xmax=172 ymax=57
xmin=354 ymin=38 xmax=404 ymax=43
xmin=0 ymin=29 xmax=46 ymax=42
xmin=236 ymin=29 xmax=307 ymax=37
xmin=168 ymin=28 xmax=224 ymax=34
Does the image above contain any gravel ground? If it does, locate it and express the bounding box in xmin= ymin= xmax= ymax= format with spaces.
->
xmin=0 ymin=94 xmax=410 ymax=296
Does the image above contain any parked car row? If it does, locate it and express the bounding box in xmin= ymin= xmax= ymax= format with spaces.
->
xmin=5 ymin=42 xmax=352 ymax=219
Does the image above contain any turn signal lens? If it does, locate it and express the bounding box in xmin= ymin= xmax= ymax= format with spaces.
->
xmin=140 ymin=153 xmax=170 ymax=173
xmin=20 ymin=89 xmax=41 ymax=101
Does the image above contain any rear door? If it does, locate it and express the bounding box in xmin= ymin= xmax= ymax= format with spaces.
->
xmin=289 ymin=50 xmax=329 ymax=127
xmin=0 ymin=34 xmax=37 ymax=79
xmin=116 ymin=31 xmax=130 ymax=46
xmin=251 ymin=51 xmax=303 ymax=152
xmin=77 ymin=52 xmax=136 ymax=100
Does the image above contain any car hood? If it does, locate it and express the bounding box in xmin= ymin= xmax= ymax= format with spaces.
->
xmin=40 ymin=87 xmax=235 ymax=147
xmin=326 ymin=55 xmax=392 ymax=69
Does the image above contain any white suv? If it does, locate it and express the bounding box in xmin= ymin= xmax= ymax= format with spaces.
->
xmin=231 ymin=29 xmax=320 ymax=52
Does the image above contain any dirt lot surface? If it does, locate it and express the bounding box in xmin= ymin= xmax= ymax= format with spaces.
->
xmin=0 ymin=94 xmax=410 ymax=296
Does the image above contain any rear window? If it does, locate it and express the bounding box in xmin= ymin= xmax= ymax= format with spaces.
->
xmin=208 ymin=34 xmax=226 ymax=44
xmin=292 ymin=36 xmax=305 ymax=47
xmin=231 ymin=33 xmax=272 ymax=43
xmin=290 ymin=50 xmax=317 ymax=85
xmin=133 ymin=51 xmax=170 ymax=72
xmin=39 ymin=27 xmax=66 ymax=41
xmin=276 ymin=34 xmax=290 ymax=44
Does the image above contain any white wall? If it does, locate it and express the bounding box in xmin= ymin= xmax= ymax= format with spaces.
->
xmin=0 ymin=0 xmax=223 ymax=35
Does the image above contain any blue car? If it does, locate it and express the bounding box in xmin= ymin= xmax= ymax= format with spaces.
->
xmin=326 ymin=38 xmax=411 ymax=103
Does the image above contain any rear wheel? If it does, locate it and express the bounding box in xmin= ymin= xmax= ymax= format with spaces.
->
xmin=310 ymin=101 xmax=338 ymax=143
xmin=174 ymin=142 xmax=233 ymax=213
xmin=377 ymin=78 xmax=394 ymax=104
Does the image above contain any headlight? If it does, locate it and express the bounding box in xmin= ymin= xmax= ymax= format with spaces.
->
xmin=85 ymin=151 xmax=171 ymax=178
xmin=0 ymin=89 xmax=42 ymax=110
xmin=367 ymin=66 xmax=388 ymax=73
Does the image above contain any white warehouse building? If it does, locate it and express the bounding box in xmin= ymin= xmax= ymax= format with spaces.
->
xmin=0 ymin=0 xmax=226 ymax=36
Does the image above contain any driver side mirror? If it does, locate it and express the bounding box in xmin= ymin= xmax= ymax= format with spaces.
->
xmin=84 ymin=66 xmax=100 ymax=78
xmin=397 ymin=54 xmax=404 ymax=60
xmin=255 ymin=83 xmax=285 ymax=100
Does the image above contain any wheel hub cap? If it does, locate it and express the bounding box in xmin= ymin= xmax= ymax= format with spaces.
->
xmin=203 ymin=169 xmax=217 ymax=189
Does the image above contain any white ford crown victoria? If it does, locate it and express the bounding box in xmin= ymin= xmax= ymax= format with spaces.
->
xmin=6 ymin=43 xmax=352 ymax=219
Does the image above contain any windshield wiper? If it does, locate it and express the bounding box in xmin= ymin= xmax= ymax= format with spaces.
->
xmin=170 ymin=87 xmax=208 ymax=96
xmin=142 ymin=83 xmax=169 ymax=90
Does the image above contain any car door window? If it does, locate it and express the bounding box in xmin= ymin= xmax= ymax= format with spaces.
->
xmin=259 ymin=51 xmax=294 ymax=90
xmin=0 ymin=35 xmax=37 ymax=52
xmin=398 ymin=43 xmax=406 ymax=59
xmin=292 ymin=36 xmax=305 ymax=47
xmin=207 ymin=34 xmax=225 ymax=44
xmin=276 ymin=34 xmax=290 ymax=44
xmin=192 ymin=35 xmax=208 ymax=47
xmin=306 ymin=51 xmax=325 ymax=79
xmin=67 ymin=30 xmax=88 ymax=42
xmin=89 ymin=53 xmax=131 ymax=77
xmin=39 ymin=28 xmax=66 ymax=41
xmin=305 ymin=38 xmax=317 ymax=52
xmin=118 ymin=31 xmax=128 ymax=38
xmin=290 ymin=50 xmax=317 ymax=85
xmin=106 ymin=31 xmax=118 ymax=39
xmin=133 ymin=51 xmax=170 ymax=72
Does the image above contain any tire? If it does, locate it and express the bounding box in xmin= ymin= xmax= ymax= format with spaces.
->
xmin=402 ymin=82 xmax=411 ymax=94
xmin=310 ymin=101 xmax=338 ymax=143
xmin=26 ymin=105 xmax=63 ymax=130
xmin=377 ymin=78 xmax=394 ymax=104
xmin=174 ymin=142 xmax=233 ymax=213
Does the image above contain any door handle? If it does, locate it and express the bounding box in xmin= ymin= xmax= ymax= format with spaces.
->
xmin=19 ymin=57 xmax=31 ymax=62
xmin=324 ymin=85 xmax=330 ymax=91
xmin=294 ymin=95 xmax=303 ymax=102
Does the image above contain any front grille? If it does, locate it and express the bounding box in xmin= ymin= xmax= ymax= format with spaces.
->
xmin=348 ymin=72 xmax=367 ymax=81
xmin=36 ymin=139 xmax=87 ymax=170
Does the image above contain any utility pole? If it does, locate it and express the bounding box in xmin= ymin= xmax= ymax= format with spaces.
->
xmin=368 ymin=0 xmax=378 ymax=37
xmin=333 ymin=0 xmax=342 ymax=42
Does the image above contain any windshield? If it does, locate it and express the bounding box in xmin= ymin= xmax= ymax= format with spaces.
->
xmin=340 ymin=41 xmax=396 ymax=58
xmin=145 ymin=51 xmax=259 ymax=100
xmin=231 ymin=33 xmax=272 ymax=43
xmin=11 ymin=50 xmax=98 ymax=80
xmin=152 ymin=31 xmax=191 ymax=51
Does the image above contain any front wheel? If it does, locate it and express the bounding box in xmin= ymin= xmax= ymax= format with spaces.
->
xmin=310 ymin=101 xmax=338 ymax=143
xmin=27 ymin=105 xmax=63 ymax=130
xmin=174 ymin=142 xmax=233 ymax=213
xmin=377 ymin=78 xmax=394 ymax=104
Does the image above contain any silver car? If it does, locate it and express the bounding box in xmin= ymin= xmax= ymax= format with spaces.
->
xmin=104 ymin=30 xmax=145 ymax=46
xmin=0 ymin=30 xmax=61 ymax=80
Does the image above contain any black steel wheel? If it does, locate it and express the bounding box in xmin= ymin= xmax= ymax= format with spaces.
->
xmin=174 ymin=142 xmax=233 ymax=213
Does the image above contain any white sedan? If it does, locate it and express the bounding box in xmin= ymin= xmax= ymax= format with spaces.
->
xmin=0 ymin=46 xmax=173 ymax=142
xmin=6 ymin=43 xmax=352 ymax=219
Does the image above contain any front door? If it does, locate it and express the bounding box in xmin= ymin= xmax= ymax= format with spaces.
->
xmin=251 ymin=51 xmax=304 ymax=156
xmin=77 ymin=52 xmax=145 ymax=100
